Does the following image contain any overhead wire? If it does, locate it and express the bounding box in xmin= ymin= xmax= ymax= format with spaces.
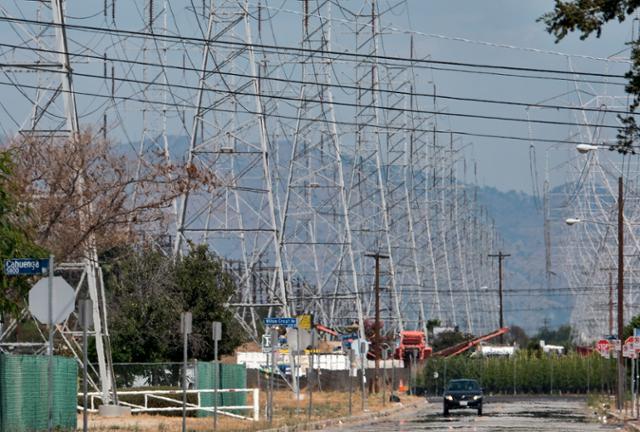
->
xmin=0 ymin=16 xmax=631 ymax=80
xmin=0 ymin=42 xmax=633 ymax=117
xmin=3 ymin=61 xmax=631 ymax=132
xmin=2 ymin=77 xmax=633 ymax=149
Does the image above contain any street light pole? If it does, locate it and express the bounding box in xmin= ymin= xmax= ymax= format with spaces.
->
xmin=600 ymin=268 xmax=615 ymax=337
xmin=570 ymin=145 xmax=626 ymax=411
xmin=618 ymin=176 xmax=625 ymax=412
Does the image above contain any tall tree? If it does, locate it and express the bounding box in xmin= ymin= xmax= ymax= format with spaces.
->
xmin=540 ymin=1 xmax=640 ymax=152
xmin=6 ymin=130 xmax=216 ymax=261
xmin=104 ymin=245 xmax=244 ymax=363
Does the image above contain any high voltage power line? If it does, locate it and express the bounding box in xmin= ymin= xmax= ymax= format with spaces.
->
xmin=1 ymin=42 xmax=634 ymax=114
xmin=0 ymin=16 xmax=630 ymax=81
xmin=1 ymin=79 xmax=633 ymax=149
xmin=2 ymin=62 xmax=627 ymax=131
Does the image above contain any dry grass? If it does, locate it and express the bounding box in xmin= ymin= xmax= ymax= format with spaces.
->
xmin=82 ymin=390 xmax=421 ymax=431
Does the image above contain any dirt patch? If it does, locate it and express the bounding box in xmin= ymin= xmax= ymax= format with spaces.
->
xmin=82 ymin=390 xmax=422 ymax=431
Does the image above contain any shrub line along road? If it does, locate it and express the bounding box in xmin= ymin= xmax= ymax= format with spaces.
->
xmin=322 ymin=396 xmax=623 ymax=431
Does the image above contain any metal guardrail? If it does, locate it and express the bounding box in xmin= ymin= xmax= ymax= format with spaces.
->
xmin=78 ymin=388 xmax=260 ymax=421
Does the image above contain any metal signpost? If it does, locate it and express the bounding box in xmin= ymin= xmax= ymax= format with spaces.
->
xmin=626 ymin=336 xmax=640 ymax=418
xmin=180 ymin=312 xmax=192 ymax=432
xmin=11 ymin=256 xmax=74 ymax=432
xmin=307 ymin=329 xmax=316 ymax=422
xmin=355 ymin=339 xmax=369 ymax=411
xmin=79 ymin=299 xmax=93 ymax=432
xmin=212 ymin=321 xmax=222 ymax=431
xmin=47 ymin=256 xmax=54 ymax=432
xmin=348 ymin=349 xmax=355 ymax=416
xmin=268 ymin=327 xmax=278 ymax=425
xmin=635 ymin=329 xmax=640 ymax=417
xmin=263 ymin=316 xmax=298 ymax=415
xmin=381 ymin=345 xmax=389 ymax=406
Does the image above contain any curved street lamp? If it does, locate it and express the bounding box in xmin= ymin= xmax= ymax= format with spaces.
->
xmin=570 ymin=143 xmax=625 ymax=412
xmin=576 ymin=144 xmax=601 ymax=154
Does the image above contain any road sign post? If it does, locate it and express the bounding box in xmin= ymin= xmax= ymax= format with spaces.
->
xmin=47 ymin=255 xmax=53 ymax=432
xmin=268 ymin=327 xmax=278 ymax=425
xmin=212 ymin=321 xmax=222 ymax=431
xmin=307 ymin=329 xmax=316 ymax=422
xmin=357 ymin=339 xmax=369 ymax=411
xmin=10 ymin=256 xmax=73 ymax=432
xmin=348 ymin=349 xmax=354 ymax=416
xmin=381 ymin=345 xmax=389 ymax=406
xmin=79 ymin=299 xmax=93 ymax=432
xmin=181 ymin=312 xmax=192 ymax=432
xmin=264 ymin=317 xmax=298 ymax=401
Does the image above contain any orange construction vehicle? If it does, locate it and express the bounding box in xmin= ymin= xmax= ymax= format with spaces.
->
xmin=394 ymin=330 xmax=432 ymax=362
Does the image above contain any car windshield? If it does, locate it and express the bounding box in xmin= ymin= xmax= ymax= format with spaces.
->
xmin=447 ymin=380 xmax=479 ymax=391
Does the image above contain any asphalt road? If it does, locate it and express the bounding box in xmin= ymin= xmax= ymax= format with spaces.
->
xmin=325 ymin=396 xmax=623 ymax=431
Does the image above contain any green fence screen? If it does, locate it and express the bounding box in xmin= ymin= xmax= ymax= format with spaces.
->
xmin=196 ymin=362 xmax=247 ymax=417
xmin=0 ymin=354 xmax=78 ymax=432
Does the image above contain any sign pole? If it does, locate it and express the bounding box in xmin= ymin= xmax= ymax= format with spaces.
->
xmin=212 ymin=321 xmax=222 ymax=432
xmin=181 ymin=312 xmax=192 ymax=432
xmin=47 ymin=254 xmax=54 ymax=432
xmin=296 ymin=328 xmax=300 ymax=411
xmin=214 ymin=336 xmax=218 ymax=431
xmin=633 ymin=356 xmax=636 ymax=418
xmin=348 ymin=350 xmax=353 ymax=416
xmin=382 ymin=348 xmax=387 ymax=406
xmin=268 ymin=327 xmax=277 ymax=425
xmin=307 ymin=330 xmax=315 ymax=422
xmin=266 ymin=341 xmax=271 ymax=424
xmin=80 ymin=299 xmax=92 ymax=432
xmin=391 ymin=346 xmax=397 ymax=399
xmin=360 ymin=343 xmax=366 ymax=412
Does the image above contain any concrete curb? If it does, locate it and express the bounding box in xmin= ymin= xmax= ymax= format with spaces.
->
xmin=626 ymin=422 xmax=640 ymax=432
xmin=259 ymin=399 xmax=425 ymax=432
xmin=607 ymin=410 xmax=640 ymax=431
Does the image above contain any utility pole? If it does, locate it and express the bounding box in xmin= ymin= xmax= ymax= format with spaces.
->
xmin=600 ymin=268 xmax=616 ymax=336
xmin=488 ymin=251 xmax=510 ymax=343
xmin=617 ymin=176 xmax=625 ymax=412
xmin=365 ymin=251 xmax=389 ymax=394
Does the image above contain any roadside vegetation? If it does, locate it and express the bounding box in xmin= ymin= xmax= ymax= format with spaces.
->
xmin=419 ymin=353 xmax=617 ymax=395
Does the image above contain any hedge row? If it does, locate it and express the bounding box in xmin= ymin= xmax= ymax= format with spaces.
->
xmin=418 ymin=353 xmax=618 ymax=394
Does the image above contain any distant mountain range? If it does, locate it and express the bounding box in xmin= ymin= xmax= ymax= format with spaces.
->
xmin=150 ymin=136 xmax=571 ymax=333
xmin=476 ymin=186 xmax=572 ymax=334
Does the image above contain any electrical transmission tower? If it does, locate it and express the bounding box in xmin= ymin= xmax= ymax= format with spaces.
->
xmin=0 ymin=1 xmax=503 ymax=358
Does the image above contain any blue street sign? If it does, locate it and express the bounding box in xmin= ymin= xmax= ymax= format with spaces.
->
xmin=263 ymin=317 xmax=298 ymax=327
xmin=340 ymin=332 xmax=358 ymax=341
xmin=3 ymin=258 xmax=49 ymax=276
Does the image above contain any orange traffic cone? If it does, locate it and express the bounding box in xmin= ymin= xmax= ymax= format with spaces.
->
xmin=398 ymin=378 xmax=407 ymax=393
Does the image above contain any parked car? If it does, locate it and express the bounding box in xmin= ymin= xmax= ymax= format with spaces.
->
xmin=443 ymin=379 xmax=483 ymax=416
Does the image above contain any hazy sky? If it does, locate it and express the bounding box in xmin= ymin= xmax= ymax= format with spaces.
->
xmin=0 ymin=1 xmax=633 ymax=193
xmin=401 ymin=1 xmax=632 ymax=193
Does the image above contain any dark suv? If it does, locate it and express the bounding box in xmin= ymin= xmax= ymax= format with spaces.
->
xmin=443 ymin=379 xmax=483 ymax=416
